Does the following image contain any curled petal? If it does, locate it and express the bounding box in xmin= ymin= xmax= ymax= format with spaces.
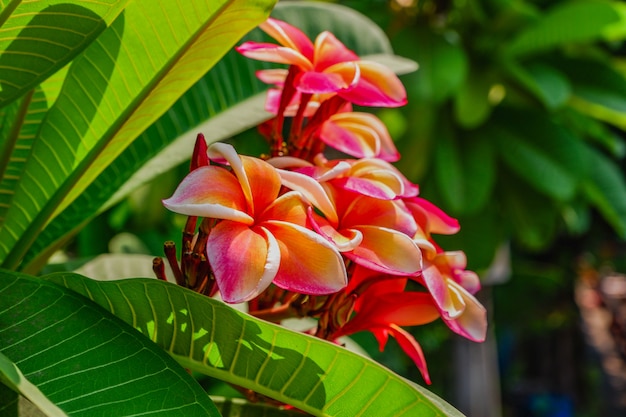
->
xmin=162 ymin=166 xmax=252 ymax=224
xmin=208 ymin=222 xmax=279 ymax=303
xmin=313 ymin=31 xmax=359 ymax=70
xmin=387 ymin=325 xmax=431 ymax=385
xmin=420 ymin=263 xmax=463 ymax=318
xmin=345 ymin=225 xmax=422 ymax=276
xmin=236 ymin=42 xmax=313 ymax=70
xmin=340 ymin=61 xmax=407 ymax=107
xmin=208 ymin=143 xmax=281 ymax=217
xmin=265 ymin=221 xmax=347 ymax=294
xmin=259 ymin=191 xmax=309 ymax=227
xmin=260 ymin=18 xmax=315 ymax=61
xmin=276 ymin=169 xmax=338 ymax=225
xmin=266 ymin=156 xmax=313 ymax=170
xmin=406 ymin=197 xmax=460 ymax=235
xmin=320 ymin=112 xmax=399 ymax=161
xmin=309 ymin=210 xmax=363 ymax=252
xmin=442 ymin=280 xmax=488 ymax=342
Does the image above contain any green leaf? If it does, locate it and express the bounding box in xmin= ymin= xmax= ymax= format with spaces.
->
xmin=434 ymin=124 xmax=496 ymax=215
xmin=0 ymin=1 xmax=127 ymax=107
xmin=0 ymin=0 xmax=276 ymax=269
xmin=498 ymin=171 xmax=559 ymax=250
xmin=506 ymin=0 xmax=626 ymax=57
xmin=396 ymin=28 xmax=467 ymax=104
xmin=453 ymin=68 xmax=495 ymax=129
xmin=505 ymin=61 xmax=571 ymax=109
xmin=0 ymin=271 xmax=221 ymax=416
xmin=44 ymin=273 xmax=464 ymax=417
xmin=0 ymin=352 xmax=67 ymax=417
xmin=582 ymin=147 xmax=626 ymax=237
xmin=493 ymin=108 xmax=588 ymax=201
xmin=20 ymin=1 xmax=415 ymax=272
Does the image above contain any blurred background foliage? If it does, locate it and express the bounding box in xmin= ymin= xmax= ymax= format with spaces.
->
xmin=58 ymin=0 xmax=626 ymax=416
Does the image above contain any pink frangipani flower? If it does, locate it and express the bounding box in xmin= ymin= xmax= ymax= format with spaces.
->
xmin=162 ymin=143 xmax=347 ymax=303
xmin=237 ymin=17 xmax=407 ymax=107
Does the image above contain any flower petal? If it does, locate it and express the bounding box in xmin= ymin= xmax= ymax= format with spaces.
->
xmin=276 ymin=169 xmax=338 ymax=224
xmin=442 ymin=280 xmax=488 ymax=342
xmin=259 ymin=191 xmax=309 ymax=227
xmin=345 ymin=225 xmax=422 ymax=276
xmin=340 ymin=61 xmax=407 ymax=107
xmin=406 ymin=197 xmax=460 ymax=235
xmin=162 ymin=166 xmax=253 ymax=224
xmin=387 ymin=324 xmax=432 ymax=385
xmin=313 ymin=31 xmax=359 ymax=70
xmin=208 ymin=222 xmax=279 ymax=303
xmin=264 ymin=220 xmax=347 ymax=294
xmin=236 ymin=42 xmax=313 ymax=70
xmin=208 ymin=143 xmax=281 ymax=217
xmin=309 ymin=210 xmax=363 ymax=252
xmin=296 ymin=70 xmax=354 ymax=94
xmin=260 ymin=18 xmax=315 ymax=61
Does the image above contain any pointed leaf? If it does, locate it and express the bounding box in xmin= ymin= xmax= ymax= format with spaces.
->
xmin=0 ymin=271 xmax=220 ymax=416
xmin=0 ymin=0 xmax=277 ymax=269
xmin=45 ymin=273 xmax=464 ymax=417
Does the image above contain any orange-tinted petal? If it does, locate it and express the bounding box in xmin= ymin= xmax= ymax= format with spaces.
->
xmin=313 ymin=31 xmax=359 ymax=70
xmin=443 ymin=280 xmax=487 ymax=342
xmin=340 ymin=61 xmax=407 ymax=107
xmin=387 ymin=324 xmax=431 ymax=385
xmin=260 ymin=18 xmax=314 ymax=61
xmin=264 ymin=220 xmax=347 ymax=294
xmin=236 ymin=42 xmax=313 ymax=70
xmin=276 ymin=169 xmax=338 ymax=225
xmin=162 ymin=166 xmax=252 ymax=224
xmin=208 ymin=221 xmax=279 ymax=303
xmin=345 ymin=225 xmax=422 ymax=275
xmin=259 ymin=191 xmax=309 ymax=227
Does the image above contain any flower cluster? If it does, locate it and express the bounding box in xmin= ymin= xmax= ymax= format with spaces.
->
xmin=159 ymin=17 xmax=486 ymax=384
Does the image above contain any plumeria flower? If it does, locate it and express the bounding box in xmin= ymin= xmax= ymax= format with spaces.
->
xmin=331 ymin=266 xmax=439 ymax=384
xmin=419 ymin=251 xmax=486 ymax=342
xmin=275 ymin=168 xmax=422 ymax=275
xmin=162 ymin=142 xmax=347 ymax=303
xmin=268 ymin=154 xmax=417 ymax=200
xmin=237 ymin=17 xmax=407 ymax=107
xmin=318 ymin=111 xmax=400 ymax=161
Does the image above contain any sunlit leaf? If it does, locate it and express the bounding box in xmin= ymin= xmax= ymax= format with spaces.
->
xmin=44 ymin=273 xmax=464 ymax=417
xmin=0 ymin=0 xmax=127 ymax=107
xmin=0 ymin=272 xmax=221 ymax=416
xmin=0 ymin=0 xmax=276 ymax=270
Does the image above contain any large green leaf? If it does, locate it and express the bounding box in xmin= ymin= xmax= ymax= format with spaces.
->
xmin=0 ymin=0 xmax=127 ymax=107
xmin=0 ymin=272 xmax=220 ymax=416
xmin=0 ymin=0 xmax=276 ymax=270
xmin=0 ymin=352 xmax=66 ymax=417
xmin=44 ymin=273 xmax=464 ymax=417
xmin=20 ymin=1 xmax=417 ymax=272
xmin=505 ymin=0 xmax=626 ymax=57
